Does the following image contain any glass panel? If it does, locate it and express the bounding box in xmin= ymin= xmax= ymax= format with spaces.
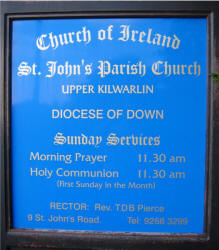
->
xmin=11 ymin=17 xmax=207 ymax=233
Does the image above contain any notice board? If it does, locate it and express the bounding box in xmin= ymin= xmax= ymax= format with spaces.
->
xmin=1 ymin=2 xmax=219 ymax=250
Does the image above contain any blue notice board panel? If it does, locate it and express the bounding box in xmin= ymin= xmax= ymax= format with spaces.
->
xmin=11 ymin=18 xmax=207 ymax=233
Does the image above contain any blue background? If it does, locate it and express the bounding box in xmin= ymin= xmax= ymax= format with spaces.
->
xmin=11 ymin=18 xmax=207 ymax=233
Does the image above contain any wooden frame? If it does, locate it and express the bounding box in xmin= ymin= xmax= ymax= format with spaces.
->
xmin=0 ymin=1 xmax=218 ymax=250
